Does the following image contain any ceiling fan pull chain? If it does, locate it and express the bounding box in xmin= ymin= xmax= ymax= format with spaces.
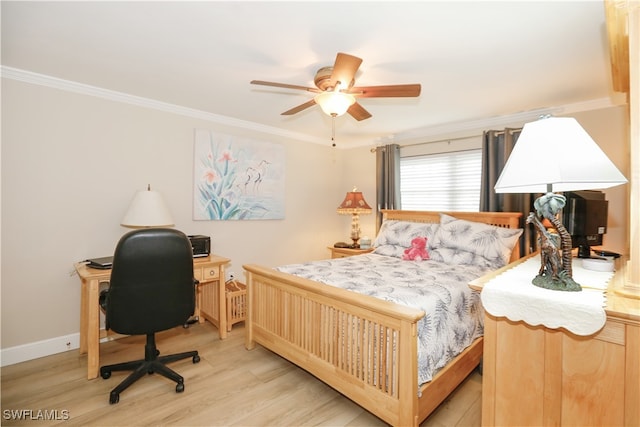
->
xmin=331 ymin=114 xmax=337 ymax=147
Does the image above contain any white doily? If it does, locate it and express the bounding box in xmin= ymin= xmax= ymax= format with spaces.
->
xmin=481 ymin=257 xmax=611 ymax=336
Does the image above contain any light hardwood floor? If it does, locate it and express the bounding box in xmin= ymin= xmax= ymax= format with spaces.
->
xmin=1 ymin=322 xmax=481 ymax=426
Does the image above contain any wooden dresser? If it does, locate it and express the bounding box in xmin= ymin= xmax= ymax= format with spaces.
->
xmin=471 ymin=257 xmax=640 ymax=426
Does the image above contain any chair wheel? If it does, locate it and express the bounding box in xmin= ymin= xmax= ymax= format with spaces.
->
xmin=100 ymin=370 xmax=111 ymax=379
xmin=109 ymin=392 xmax=119 ymax=404
xmin=193 ymin=355 xmax=200 ymax=363
xmin=176 ymin=382 xmax=185 ymax=393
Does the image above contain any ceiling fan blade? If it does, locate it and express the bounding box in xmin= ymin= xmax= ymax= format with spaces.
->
xmin=347 ymin=102 xmax=372 ymax=121
xmin=251 ymin=80 xmax=320 ymax=93
xmin=349 ymin=84 xmax=421 ymax=98
xmin=281 ymin=99 xmax=317 ymax=115
xmin=329 ymin=53 xmax=363 ymax=90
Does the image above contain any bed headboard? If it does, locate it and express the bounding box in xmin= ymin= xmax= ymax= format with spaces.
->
xmin=380 ymin=210 xmax=523 ymax=262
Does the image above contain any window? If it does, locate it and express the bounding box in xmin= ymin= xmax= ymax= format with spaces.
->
xmin=400 ymin=148 xmax=482 ymax=211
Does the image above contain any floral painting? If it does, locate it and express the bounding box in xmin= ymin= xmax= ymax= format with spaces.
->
xmin=193 ymin=129 xmax=285 ymax=220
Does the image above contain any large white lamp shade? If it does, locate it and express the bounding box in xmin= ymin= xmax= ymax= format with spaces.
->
xmin=121 ymin=186 xmax=174 ymax=228
xmin=494 ymin=117 xmax=627 ymax=193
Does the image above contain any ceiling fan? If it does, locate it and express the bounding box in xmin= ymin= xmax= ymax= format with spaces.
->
xmin=250 ymin=52 xmax=421 ymax=121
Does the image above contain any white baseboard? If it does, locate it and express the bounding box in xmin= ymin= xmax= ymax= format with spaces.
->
xmin=1 ymin=333 xmax=80 ymax=367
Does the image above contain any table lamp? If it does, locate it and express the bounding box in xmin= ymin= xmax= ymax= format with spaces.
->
xmin=337 ymin=188 xmax=372 ymax=248
xmin=494 ymin=115 xmax=627 ymax=291
xmin=121 ymin=184 xmax=174 ymax=228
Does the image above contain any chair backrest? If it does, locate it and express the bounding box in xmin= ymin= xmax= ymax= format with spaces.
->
xmin=105 ymin=228 xmax=195 ymax=335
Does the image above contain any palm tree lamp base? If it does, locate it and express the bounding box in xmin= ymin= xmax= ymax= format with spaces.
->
xmin=532 ymin=271 xmax=581 ymax=292
xmin=527 ymin=192 xmax=582 ymax=292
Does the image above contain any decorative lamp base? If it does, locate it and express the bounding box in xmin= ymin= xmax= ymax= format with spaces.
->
xmin=349 ymin=213 xmax=361 ymax=249
xmin=532 ymin=269 xmax=581 ymax=292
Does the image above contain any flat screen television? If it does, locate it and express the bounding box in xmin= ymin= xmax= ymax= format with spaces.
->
xmin=561 ymin=190 xmax=608 ymax=258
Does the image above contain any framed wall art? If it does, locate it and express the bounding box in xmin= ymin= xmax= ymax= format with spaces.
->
xmin=193 ymin=129 xmax=285 ymax=220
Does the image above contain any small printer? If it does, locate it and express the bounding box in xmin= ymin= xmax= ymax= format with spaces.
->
xmin=188 ymin=235 xmax=211 ymax=258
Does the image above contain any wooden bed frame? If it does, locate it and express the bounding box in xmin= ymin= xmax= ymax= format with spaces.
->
xmin=243 ymin=210 xmax=522 ymax=426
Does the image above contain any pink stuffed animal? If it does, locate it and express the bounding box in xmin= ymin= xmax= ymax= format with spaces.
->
xmin=402 ymin=236 xmax=430 ymax=261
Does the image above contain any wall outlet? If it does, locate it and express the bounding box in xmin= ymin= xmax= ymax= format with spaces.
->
xmin=228 ymin=271 xmax=235 ymax=281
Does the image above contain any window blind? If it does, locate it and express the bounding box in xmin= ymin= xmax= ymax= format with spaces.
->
xmin=400 ymin=149 xmax=482 ymax=211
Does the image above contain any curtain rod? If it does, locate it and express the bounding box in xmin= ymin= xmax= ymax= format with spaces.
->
xmin=490 ymin=127 xmax=522 ymax=135
xmin=401 ymin=134 xmax=482 ymax=149
xmin=370 ymin=128 xmax=522 ymax=153
xmin=370 ymin=134 xmax=479 ymax=152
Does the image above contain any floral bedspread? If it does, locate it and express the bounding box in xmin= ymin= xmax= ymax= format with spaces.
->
xmin=276 ymin=253 xmax=488 ymax=385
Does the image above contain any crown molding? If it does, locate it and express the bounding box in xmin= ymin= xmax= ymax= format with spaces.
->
xmin=1 ymin=66 xmax=327 ymax=145
xmin=388 ymin=96 xmax=626 ymax=145
xmin=3 ymin=66 xmax=625 ymax=149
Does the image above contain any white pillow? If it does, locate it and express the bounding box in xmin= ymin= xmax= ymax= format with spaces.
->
xmin=430 ymin=213 xmax=522 ymax=268
xmin=372 ymin=244 xmax=407 ymax=258
xmin=373 ymin=220 xmax=439 ymax=249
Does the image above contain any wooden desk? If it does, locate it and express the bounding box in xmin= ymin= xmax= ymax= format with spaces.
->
xmin=470 ymin=256 xmax=640 ymax=426
xmin=75 ymin=254 xmax=230 ymax=380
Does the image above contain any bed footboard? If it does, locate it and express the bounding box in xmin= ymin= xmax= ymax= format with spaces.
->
xmin=244 ymin=264 xmax=425 ymax=426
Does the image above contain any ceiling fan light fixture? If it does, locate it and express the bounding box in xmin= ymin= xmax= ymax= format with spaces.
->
xmin=252 ymin=52 xmax=420 ymax=121
xmin=314 ymin=91 xmax=355 ymax=117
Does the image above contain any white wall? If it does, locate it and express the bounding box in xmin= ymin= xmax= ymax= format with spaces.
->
xmin=570 ymin=107 xmax=630 ymax=257
xmin=0 ymin=78 xmax=355 ymax=352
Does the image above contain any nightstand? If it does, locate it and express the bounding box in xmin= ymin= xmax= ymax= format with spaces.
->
xmin=328 ymin=246 xmax=374 ymax=259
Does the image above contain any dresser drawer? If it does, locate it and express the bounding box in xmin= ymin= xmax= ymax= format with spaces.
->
xmin=328 ymin=247 xmax=374 ymax=259
xmin=331 ymin=252 xmax=350 ymax=259
xmin=202 ymin=266 xmax=220 ymax=281
xmin=194 ymin=265 xmax=219 ymax=282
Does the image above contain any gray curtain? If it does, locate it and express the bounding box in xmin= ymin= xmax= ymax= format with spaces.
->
xmin=375 ymin=144 xmax=401 ymax=231
xmin=480 ymin=129 xmax=536 ymax=255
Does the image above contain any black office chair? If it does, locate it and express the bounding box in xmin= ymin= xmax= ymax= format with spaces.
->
xmin=99 ymin=228 xmax=200 ymax=404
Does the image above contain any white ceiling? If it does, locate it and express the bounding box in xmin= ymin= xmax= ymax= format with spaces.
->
xmin=1 ymin=1 xmax=621 ymax=147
